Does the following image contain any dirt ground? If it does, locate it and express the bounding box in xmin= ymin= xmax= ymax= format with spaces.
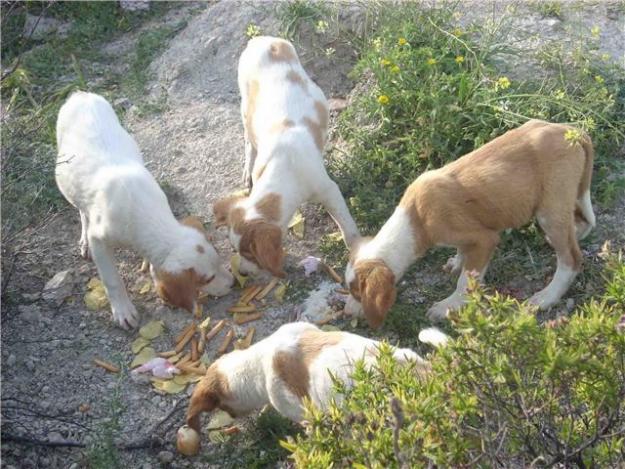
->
xmin=1 ymin=1 xmax=624 ymax=468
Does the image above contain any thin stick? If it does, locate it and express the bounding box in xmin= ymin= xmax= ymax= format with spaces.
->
xmin=239 ymin=285 xmax=262 ymax=305
xmin=256 ymin=278 xmax=279 ymax=300
xmin=217 ymin=329 xmax=235 ymax=355
xmin=205 ymin=319 xmax=226 ymax=342
xmin=235 ymin=312 xmax=262 ymax=325
xmin=175 ymin=322 xmax=196 ymax=344
xmin=323 ymin=263 xmax=343 ymax=284
xmin=175 ymin=325 xmax=196 ymax=354
xmin=227 ymin=305 xmax=256 ymax=314
xmin=176 ymin=363 xmax=206 ymax=375
xmin=191 ymin=339 xmax=199 ymax=362
xmin=93 ymin=359 xmax=119 ymax=373
xmin=158 ymin=350 xmax=177 ymax=358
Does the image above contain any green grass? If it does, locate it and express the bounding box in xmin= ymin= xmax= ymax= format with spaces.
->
xmin=1 ymin=2 xmax=177 ymax=236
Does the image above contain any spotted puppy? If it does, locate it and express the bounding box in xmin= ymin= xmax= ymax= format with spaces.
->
xmin=345 ymin=120 xmax=595 ymax=328
xmin=213 ymin=36 xmax=359 ymax=277
xmin=186 ymin=322 xmax=432 ymax=428
xmin=56 ymin=91 xmax=233 ymax=329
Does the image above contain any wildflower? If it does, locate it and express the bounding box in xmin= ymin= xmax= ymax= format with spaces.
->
xmin=325 ymin=47 xmax=336 ymax=57
xmin=554 ymin=89 xmax=566 ymax=99
xmin=452 ymin=27 xmax=463 ymax=36
xmin=390 ymin=65 xmax=400 ymax=74
xmin=426 ymin=57 xmax=437 ymax=66
xmin=397 ymin=37 xmax=408 ymax=46
xmin=246 ymin=23 xmax=261 ymax=38
xmin=564 ymin=128 xmax=582 ymax=145
xmin=372 ymin=37 xmax=382 ymax=52
xmin=380 ymin=58 xmax=392 ymax=67
xmin=591 ymin=25 xmax=600 ymax=38
xmin=585 ymin=117 xmax=596 ymax=131
xmin=496 ymin=76 xmax=511 ymax=90
xmin=377 ymin=95 xmax=390 ymax=105
xmin=601 ymin=53 xmax=610 ymax=61
xmin=594 ymin=75 xmax=604 ymax=84
xmin=455 ymin=55 xmax=464 ymax=64
xmin=315 ymin=20 xmax=329 ymax=34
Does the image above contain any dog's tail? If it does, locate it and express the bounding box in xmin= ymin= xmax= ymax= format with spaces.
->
xmin=418 ymin=327 xmax=450 ymax=348
xmin=575 ymin=132 xmax=596 ymax=240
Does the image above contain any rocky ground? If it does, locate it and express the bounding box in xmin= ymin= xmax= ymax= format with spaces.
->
xmin=1 ymin=1 xmax=624 ymax=468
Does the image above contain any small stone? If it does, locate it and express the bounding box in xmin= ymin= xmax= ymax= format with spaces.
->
xmin=22 ymin=292 xmax=41 ymax=301
xmin=42 ymin=385 xmax=50 ymax=394
xmin=42 ymin=270 xmax=74 ymax=305
xmin=18 ymin=304 xmax=40 ymax=323
xmin=79 ymin=321 xmax=87 ymax=329
xmin=48 ymin=432 xmax=64 ymax=443
xmin=565 ymin=298 xmax=575 ymax=311
xmin=6 ymin=354 xmax=16 ymax=367
xmin=25 ymin=360 xmax=35 ymax=372
xmin=114 ymin=97 xmax=131 ymax=110
xmin=23 ymin=14 xmax=70 ymax=39
xmin=158 ymin=450 xmax=174 ymax=464
xmin=69 ymin=464 xmax=79 ymax=469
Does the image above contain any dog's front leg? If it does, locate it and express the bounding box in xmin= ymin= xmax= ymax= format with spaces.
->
xmin=242 ymin=133 xmax=257 ymax=190
xmin=88 ymin=236 xmax=140 ymax=329
xmin=79 ymin=211 xmax=91 ymax=260
xmin=317 ymin=181 xmax=360 ymax=248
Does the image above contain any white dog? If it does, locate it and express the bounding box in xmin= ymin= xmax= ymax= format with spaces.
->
xmin=186 ymin=322 xmax=444 ymax=429
xmin=213 ymin=36 xmax=359 ymax=277
xmin=56 ymin=91 xmax=233 ymax=329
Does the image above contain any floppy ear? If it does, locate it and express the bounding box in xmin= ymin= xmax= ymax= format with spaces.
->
xmin=186 ymin=374 xmax=219 ymax=432
xmin=246 ymin=222 xmax=286 ymax=278
xmin=213 ymin=195 xmax=245 ymax=227
xmin=181 ymin=215 xmax=212 ymax=242
xmin=154 ymin=268 xmax=198 ymax=313
xmin=360 ymin=265 xmax=396 ymax=329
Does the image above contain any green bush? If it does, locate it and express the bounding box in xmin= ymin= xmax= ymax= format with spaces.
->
xmin=329 ymin=3 xmax=625 ymax=230
xmin=285 ymin=253 xmax=625 ymax=468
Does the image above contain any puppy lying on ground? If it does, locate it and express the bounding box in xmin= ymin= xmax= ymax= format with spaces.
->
xmin=213 ymin=36 xmax=359 ymax=277
xmin=345 ymin=120 xmax=595 ymax=328
xmin=186 ymin=322 xmax=442 ymax=429
xmin=56 ymin=91 xmax=233 ymax=328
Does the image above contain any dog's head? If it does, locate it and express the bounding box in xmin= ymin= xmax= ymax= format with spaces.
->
xmin=213 ymin=195 xmax=286 ymax=278
xmin=186 ymin=365 xmax=236 ymax=432
xmin=345 ymin=242 xmax=396 ymax=329
xmin=152 ymin=216 xmax=234 ymax=312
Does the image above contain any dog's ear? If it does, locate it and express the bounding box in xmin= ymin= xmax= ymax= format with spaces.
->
xmin=154 ymin=268 xmax=198 ymax=313
xmin=243 ymin=222 xmax=286 ymax=278
xmin=358 ymin=263 xmax=396 ymax=329
xmin=180 ymin=215 xmax=212 ymax=242
xmin=186 ymin=370 xmax=221 ymax=432
xmin=213 ymin=195 xmax=245 ymax=227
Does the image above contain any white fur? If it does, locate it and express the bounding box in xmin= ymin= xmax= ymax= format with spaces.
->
xmin=230 ymin=36 xmax=359 ymax=271
xmin=418 ymin=328 xmax=450 ymax=347
xmin=528 ymin=259 xmax=577 ymax=309
xmin=212 ymin=322 xmax=426 ymax=422
xmin=55 ymin=91 xmax=233 ymax=329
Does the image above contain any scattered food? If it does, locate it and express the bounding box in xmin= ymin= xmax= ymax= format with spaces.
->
xmin=205 ymin=319 xmax=226 ymax=342
xmin=139 ymin=320 xmax=164 ymax=340
xmin=234 ymin=311 xmax=262 ymax=325
xmin=132 ymin=357 xmax=179 ymax=379
xmin=217 ymin=329 xmax=235 ymax=355
xmin=84 ymin=277 xmax=108 ymax=311
xmin=93 ymin=358 xmax=119 ymax=373
xmin=130 ymin=347 xmax=157 ymax=368
xmin=288 ymin=210 xmax=305 ymax=238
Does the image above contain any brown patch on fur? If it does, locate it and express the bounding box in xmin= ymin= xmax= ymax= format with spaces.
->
xmin=229 ymin=207 xmax=246 ymax=234
xmin=286 ymin=70 xmax=307 ymax=90
xmin=354 ymin=259 xmax=396 ymax=329
xmin=268 ymin=39 xmax=297 ymax=63
xmin=186 ymin=364 xmax=232 ymax=432
xmin=181 ymin=215 xmax=212 ymax=243
xmin=154 ymin=268 xmax=206 ymax=313
xmin=314 ymin=100 xmax=328 ymax=131
xmin=239 ymin=220 xmax=286 ymax=277
xmin=303 ymin=117 xmax=324 ymax=151
xmin=213 ymin=195 xmax=246 ymax=228
xmin=269 ymin=119 xmax=295 ymax=135
xmin=196 ymin=245 xmax=205 ymax=254
xmin=272 ymin=328 xmax=344 ymax=400
xmin=245 ymin=80 xmax=260 ymax=150
xmin=273 ymin=350 xmax=309 ymax=399
xmin=255 ymin=193 xmax=281 ymax=223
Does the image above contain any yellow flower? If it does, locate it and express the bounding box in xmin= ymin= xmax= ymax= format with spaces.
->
xmin=601 ymin=53 xmax=610 ymax=61
xmin=452 ymin=27 xmax=464 ymax=37
xmin=591 ymin=25 xmax=600 ymax=38
xmin=564 ymin=128 xmax=582 ymax=145
xmin=390 ymin=65 xmax=400 ymax=73
xmin=426 ymin=58 xmax=437 ymax=66
xmin=245 ymin=23 xmax=261 ymax=38
xmin=373 ymin=37 xmax=382 ymax=52
xmin=397 ymin=37 xmax=408 ymax=46
xmin=455 ymin=55 xmax=464 ymax=64
xmin=377 ymin=95 xmax=390 ymax=105
xmin=594 ymin=75 xmax=604 ymax=84
xmin=554 ymin=89 xmax=565 ymax=99
xmin=496 ymin=76 xmax=511 ymax=90
xmin=315 ymin=20 xmax=329 ymax=34
xmin=380 ymin=58 xmax=392 ymax=67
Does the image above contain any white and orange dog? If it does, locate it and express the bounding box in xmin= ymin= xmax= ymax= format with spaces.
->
xmin=345 ymin=120 xmax=595 ymax=328
xmin=213 ymin=36 xmax=359 ymax=277
xmin=56 ymin=92 xmax=233 ymax=329
xmin=186 ymin=322 xmax=443 ymax=429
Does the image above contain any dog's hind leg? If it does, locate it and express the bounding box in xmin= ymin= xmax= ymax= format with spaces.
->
xmin=79 ymin=210 xmax=91 ymax=260
xmin=316 ymin=180 xmax=360 ymax=248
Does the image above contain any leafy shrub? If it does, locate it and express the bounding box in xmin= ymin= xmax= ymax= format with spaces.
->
xmin=285 ymin=254 xmax=625 ymax=468
xmin=330 ymin=3 xmax=625 ymax=230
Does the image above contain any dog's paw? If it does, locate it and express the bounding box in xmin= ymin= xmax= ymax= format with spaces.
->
xmin=112 ymin=303 xmax=140 ymax=330
xmin=80 ymin=240 xmax=91 ymax=261
xmin=527 ymin=291 xmax=556 ymax=311
xmin=442 ymin=254 xmax=462 ymax=275
xmin=426 ymin=303 xmax=450 ymax=322
xmin=344 ymin=295 xmax=364 ymax=318
xmin=242 ymin=169 xmax=253 ymax=190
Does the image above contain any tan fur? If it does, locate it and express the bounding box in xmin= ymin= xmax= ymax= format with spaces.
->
xmin=255 ymin=193 xmax=281 ymax=222
xmin=286 ymin=70 xmax=307 ymax=91
xmin=181 ymin=215 xmax=212 ymax=243
xmin=272 ymin=329 xmax=343 ymax=400
xmin=352 ymin=260 xmax=396 ymax=329
xmin=213 ymin=195 xmax=246 ymax=227
xmin=269 ymin=118 xmax=295 ymax=135
xmin=303 ymin=116 xmax=324 ymax=151
xmin=245 ymin=80 xmax=260 ymax=150
xmin=268 ymin=39 xmax=297 ymax=63
xmin=314 ymin=100 xmax=328 ymax=132
xmin=186 ymin=365 xmax=232 ymax=432
xmin=154 ymin=268 xmax=210 ymax=313
xmin=239 ymin=220 xmax=286 ymax=277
